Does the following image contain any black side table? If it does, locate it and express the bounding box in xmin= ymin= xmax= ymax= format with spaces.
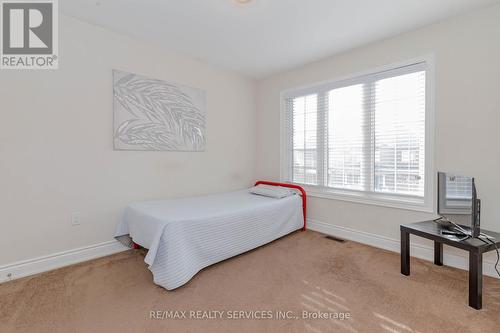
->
xmin=400 ymin=221 xmax=500 ymax=310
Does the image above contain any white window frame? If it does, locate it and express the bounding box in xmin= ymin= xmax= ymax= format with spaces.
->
xmin=280 ymin=56 xmax=435 ymax=213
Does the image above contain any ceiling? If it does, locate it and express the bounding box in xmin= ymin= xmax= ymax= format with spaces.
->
xmin=62 ymin=0 xmax=499 ymax=78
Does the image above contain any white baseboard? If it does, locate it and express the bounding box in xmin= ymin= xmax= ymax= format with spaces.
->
xmin=307 ymin=218 xmax=499 ymax=279
xmin=1 ymin=222 xmax=497 ymax=284
xmin=0 ymin=240 xmax=128 ymax=284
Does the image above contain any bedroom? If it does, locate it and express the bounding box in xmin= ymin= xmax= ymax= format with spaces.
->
xmin=1 ymin=0 xmax=500 ymax=332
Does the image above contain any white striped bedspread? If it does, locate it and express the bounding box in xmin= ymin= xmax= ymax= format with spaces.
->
xmin=115 ymin=189 xmax=303 ymax=290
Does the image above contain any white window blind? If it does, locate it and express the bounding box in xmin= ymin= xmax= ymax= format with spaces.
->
xmin=289 ymin=94 xmax=318 ymax=185
xmin=283 ymin=62 xmax=430 ymax=207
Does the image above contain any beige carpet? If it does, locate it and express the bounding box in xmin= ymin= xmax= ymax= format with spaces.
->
xmin=1 ymin=231 xmax=500 ymax=333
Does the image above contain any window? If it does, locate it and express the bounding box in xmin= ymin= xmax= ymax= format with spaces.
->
xmin=282 ymin=60 xmax=433 ymax=211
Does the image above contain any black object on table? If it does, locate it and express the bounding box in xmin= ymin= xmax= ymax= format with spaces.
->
xmin=400 ymin=220 xmax=500 ymax=310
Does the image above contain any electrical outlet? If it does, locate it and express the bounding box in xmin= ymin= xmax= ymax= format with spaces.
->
xmin=71 ymin=212 xmax=81 ymax=226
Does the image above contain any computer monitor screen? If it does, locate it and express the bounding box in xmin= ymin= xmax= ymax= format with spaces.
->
xmin=438 ymin=172 xmax=473 ymax=215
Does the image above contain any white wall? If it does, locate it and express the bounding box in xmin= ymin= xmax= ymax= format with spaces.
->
xmin=0 ymin=15 xmax=256 ymax=267
xmin=256 ymin=5 xmax=500 ymax=247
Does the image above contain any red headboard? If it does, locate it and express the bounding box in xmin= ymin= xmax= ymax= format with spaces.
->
xmin=254 ymin=181 xmax=307 ymax=231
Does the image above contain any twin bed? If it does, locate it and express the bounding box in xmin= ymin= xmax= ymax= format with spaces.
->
xmin=115 ymin=181 xmax=307 ymax=290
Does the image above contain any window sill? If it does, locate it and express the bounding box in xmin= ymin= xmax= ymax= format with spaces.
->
xmin=299 ymin=185 xmax=434 ymax=213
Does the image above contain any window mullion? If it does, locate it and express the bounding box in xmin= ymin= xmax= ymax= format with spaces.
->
xmin=316 ymin=92 xmax=327 ymax=187
xmin=363 ymin=82 xmax=375 ymax=192
xmin=287 ymin=99 xmax=294 ymax=182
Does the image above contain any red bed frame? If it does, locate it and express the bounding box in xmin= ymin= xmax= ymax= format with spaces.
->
xmin=132 ymin=181 xmax=307 ymax=249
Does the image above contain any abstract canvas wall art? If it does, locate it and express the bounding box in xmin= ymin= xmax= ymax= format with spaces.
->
xmin=113 ymin=70 xmax=206 ymax=151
